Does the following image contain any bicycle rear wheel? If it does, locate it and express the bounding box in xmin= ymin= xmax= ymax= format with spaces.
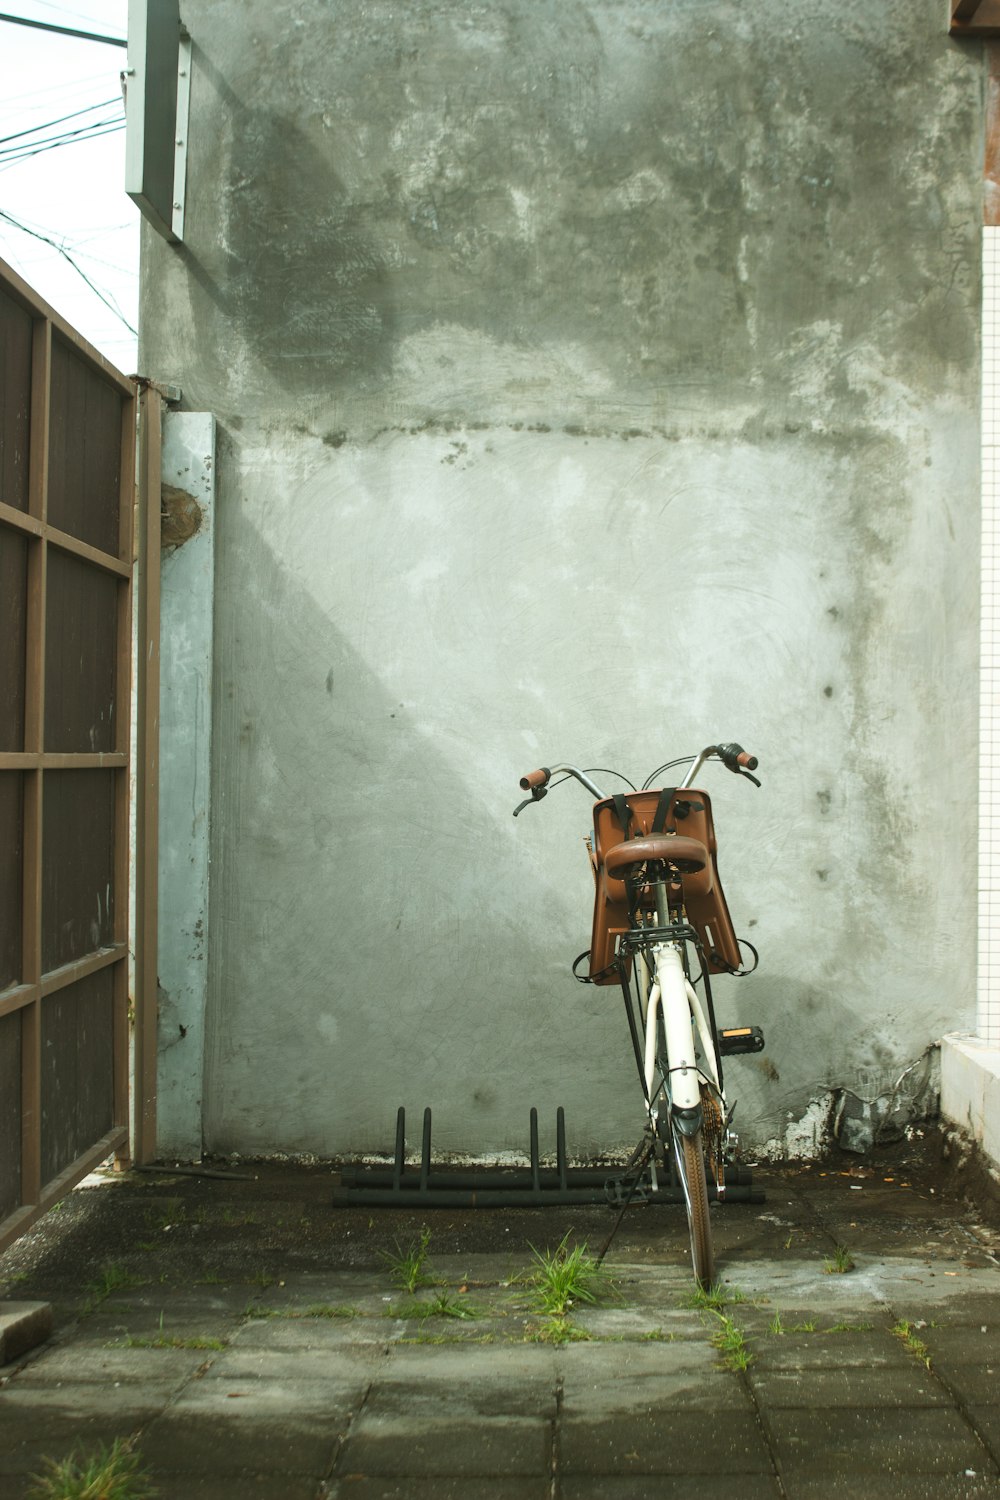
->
xmin=674 ymin=1126 xmax=715 ymax=1289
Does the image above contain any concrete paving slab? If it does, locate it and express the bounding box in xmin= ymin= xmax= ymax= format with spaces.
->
xmin=376 ymin=1341 xmax=558 ymax=1387
xmin=923 ymin=1323 xmax=1000 ymax=1362
xmin=339 ymin=1411 xmax=551 ymax=1477
xmin=933 ymin=1363 xmax=1000 ymax=1403
xmin=8 ymin=1342 xmax=213 ymax=1387
xmin=967 ymin=1405 xmax=1000 ymax=1458
xmin=768 ymin=1405 xmax=995 ymax=1476
xmin=140 ymin=1408 xmax=342 ymax=1476
xmin=150 ymin=1477 xmax=322 ymax=1500
xmin=332 ymin=1343 xmax=557 ymax=1477
xmin=566 ymin=1304 xmax=708 ymax=1339
xmin=323 ymin=1478 xmax=551 ymax=1499
xmin=749 ymin=1328 xmax=914 ymax=1370
xmin=0 ymin=1393 xmax=157 ymax=1479
xmin=560 ymin=1480 xmax=783 ymax=1500
xmin=192 ymin=1343 xmax=382 ymax=1389
xmin=748 ymin=1364 xmax=948 ymax=1408
xmin=555 ymin=1339 xmax=746 ymax=1407
xmin=560 ymin=1407 xmax=770 ymax=1475
xmin=782 ymin=1478 xmax=1000 ymax=1500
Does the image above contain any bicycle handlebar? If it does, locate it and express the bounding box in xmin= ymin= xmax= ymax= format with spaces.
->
xmin=515 ymin=743 xmax=760 ymax=815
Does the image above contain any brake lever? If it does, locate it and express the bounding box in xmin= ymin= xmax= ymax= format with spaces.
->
xmin=513 ymin=787 xmax=548 ymax=817
xmin=737 ymin=769 xmax=761 ymax=788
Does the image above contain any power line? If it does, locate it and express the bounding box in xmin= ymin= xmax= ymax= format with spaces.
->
xmin=0 ymin=208 xmax=137 ymax=334
xmin=0 ymin=95 xmax=120 ymax=148
xmin=0 ymin=116 xmax=124 ymax=163
xmin=0 ymin=12 xmax=126 ymax=47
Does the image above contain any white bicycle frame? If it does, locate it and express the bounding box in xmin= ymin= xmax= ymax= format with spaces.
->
xmin=637 ymin=941 xmax=724 ymax=1191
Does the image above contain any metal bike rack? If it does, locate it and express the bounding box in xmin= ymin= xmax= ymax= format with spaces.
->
xmin=332 ymin=1106 xmax=765 ymax=1208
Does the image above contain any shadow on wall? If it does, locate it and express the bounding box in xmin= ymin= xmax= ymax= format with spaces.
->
xmin=177 ymin=43 xmax=395 ymax=396
xmin=203 ymin=474 xmax=635 ymax=1159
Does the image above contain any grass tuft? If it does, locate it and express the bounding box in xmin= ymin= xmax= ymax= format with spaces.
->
xmin=710 ymin=1313 xmax=753 ymax=1372
xmin=892 ymin=1318 xmax=932 ymax=1369
xmin=823 ymin=1244 xmax=856 ymax=1275
xmin=526 ymin=1232 xmax=609 ymax=1318
xmin=529 ymin=1316 xmax=593 ymax=1345
xmin=246 ymin=1303 xmax=357 ymax=1321
xmin=82 ymin=1265 xmax=147 ymax=1315
xmin=124 ymin=1334 xmax=224 ymax=1350
xmin=683 ymin=1281 xmax=744 ymax=1313
xmin=27 ymin=1437 xmax=156 ymax=1499
xmin=380 ymin=1226 xmax=436 ymax=1294
xmin=388 ymin=1292 xmax=479 ymax=1322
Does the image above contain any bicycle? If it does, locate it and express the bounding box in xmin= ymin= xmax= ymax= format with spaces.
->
xmin=514 ymin=742 xmax=763 ymax=1288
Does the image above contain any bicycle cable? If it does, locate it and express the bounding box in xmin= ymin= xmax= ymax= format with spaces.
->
xmin=641 ymin=756 xmax=697 ymax=790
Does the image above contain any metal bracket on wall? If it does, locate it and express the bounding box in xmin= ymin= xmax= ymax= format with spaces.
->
xmin=951 ymin=0 xmax=1000 ymax=36
xmin=331 ymin=1106 xmax=764 ymax=1208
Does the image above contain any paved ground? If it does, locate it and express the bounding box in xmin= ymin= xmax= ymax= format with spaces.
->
xmin=1 ymin=1132 xmax=999 ymax=1497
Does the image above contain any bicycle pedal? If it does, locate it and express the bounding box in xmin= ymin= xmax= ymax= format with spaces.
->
xmin=717 ymin=1025 xmax=765 ymax=1056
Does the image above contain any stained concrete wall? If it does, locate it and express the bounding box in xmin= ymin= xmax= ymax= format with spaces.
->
xmin=140 ymin=0 xmax=983 ymax=1158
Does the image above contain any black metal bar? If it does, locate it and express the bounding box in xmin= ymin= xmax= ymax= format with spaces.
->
xmin=557 ymin=1107 xmax=567 ymax=1192
xmin=331 ymin=1183 xmax=766 ymax=1209
xmin=420 ymin=1107 xmax=431 ymax=1193
xmin=340 ymin=1166 xmax=620 ymax=1189
xmin=392 ymin=1106 xmax=405 ymax=1192
xmin=338 ymin=1162 xmax=756 ymax=1190
xmin=530 ymin=1107 xmax=540 ymax=1192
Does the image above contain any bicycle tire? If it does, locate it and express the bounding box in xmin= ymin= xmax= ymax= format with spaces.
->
xmin=675 ymin=1126 xmax=715 ymax=1289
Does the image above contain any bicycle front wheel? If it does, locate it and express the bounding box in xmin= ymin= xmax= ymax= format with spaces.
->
xmin=674 ymin=1126 xmax=715 ymax=1289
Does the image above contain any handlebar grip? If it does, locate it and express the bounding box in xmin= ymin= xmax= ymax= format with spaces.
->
xmin=519 ymin=767 xmax=551 ymax=791
xmin=717 ymin=741 xmax=759 ymax=774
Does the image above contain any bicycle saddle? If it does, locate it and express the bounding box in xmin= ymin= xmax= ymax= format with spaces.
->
xmin=604 ymin=834 xmax=708 ymax=877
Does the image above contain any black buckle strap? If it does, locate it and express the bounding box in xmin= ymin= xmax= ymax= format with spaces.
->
xmin=650 ymin=787 xmax=676 ymax=835
xmin=612 ymin=792 xmax=631 ymax=839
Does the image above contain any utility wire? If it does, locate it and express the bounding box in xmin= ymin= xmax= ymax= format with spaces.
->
xmin=0 ymin=94 xmax=120 ymax=147
xmin=0 ymin=12 xmax=126 ymax=47
xmin=0 ymin=208 xmax=137 ymax=335
xmin=0 ymin=117 xmax=123 ymax=163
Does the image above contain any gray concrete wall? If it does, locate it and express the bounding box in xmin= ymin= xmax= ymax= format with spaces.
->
xmin=140 ymin=0 xmax=983 ymax=1158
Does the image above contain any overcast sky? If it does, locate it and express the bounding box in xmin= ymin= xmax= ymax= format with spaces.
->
xmin=0 ymin=0 xmax=138 ymax=372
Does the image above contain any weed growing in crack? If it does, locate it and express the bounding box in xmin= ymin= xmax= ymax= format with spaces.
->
xmin=380 ymin=1225 xmax=436 ymax=1294
xmin=529 ymin=1316 xmax=592 ymax=1345
xmin=82 ymin=1265 xmax=147 ymax=1315
xmin=892 ymin=1318 xmax=932 ymax=1369
xmin=125 ymin=1333 xmax=224 ymax=1350
xmin=27 ymin=1437 xmax=156 ymax=1499
xmin=388 ymin=1293 xmax=479 ymax=1322
xmin=683 ymin=1282 xmax=745 ymax=1313
xmin=710 ymin=1313 xmax=753 ymax=1372
xmin=526 ymin=1233 xmax=609 ymax=1318
xmin=246 ymin=1303 xmax=358 ymax=1321
xmin=823 ymin=1244 xmax=856 ymax=1275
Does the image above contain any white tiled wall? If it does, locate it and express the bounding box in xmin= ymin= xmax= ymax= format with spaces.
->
xmin=981 ymin=227 xmax=1000 ymax=1045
